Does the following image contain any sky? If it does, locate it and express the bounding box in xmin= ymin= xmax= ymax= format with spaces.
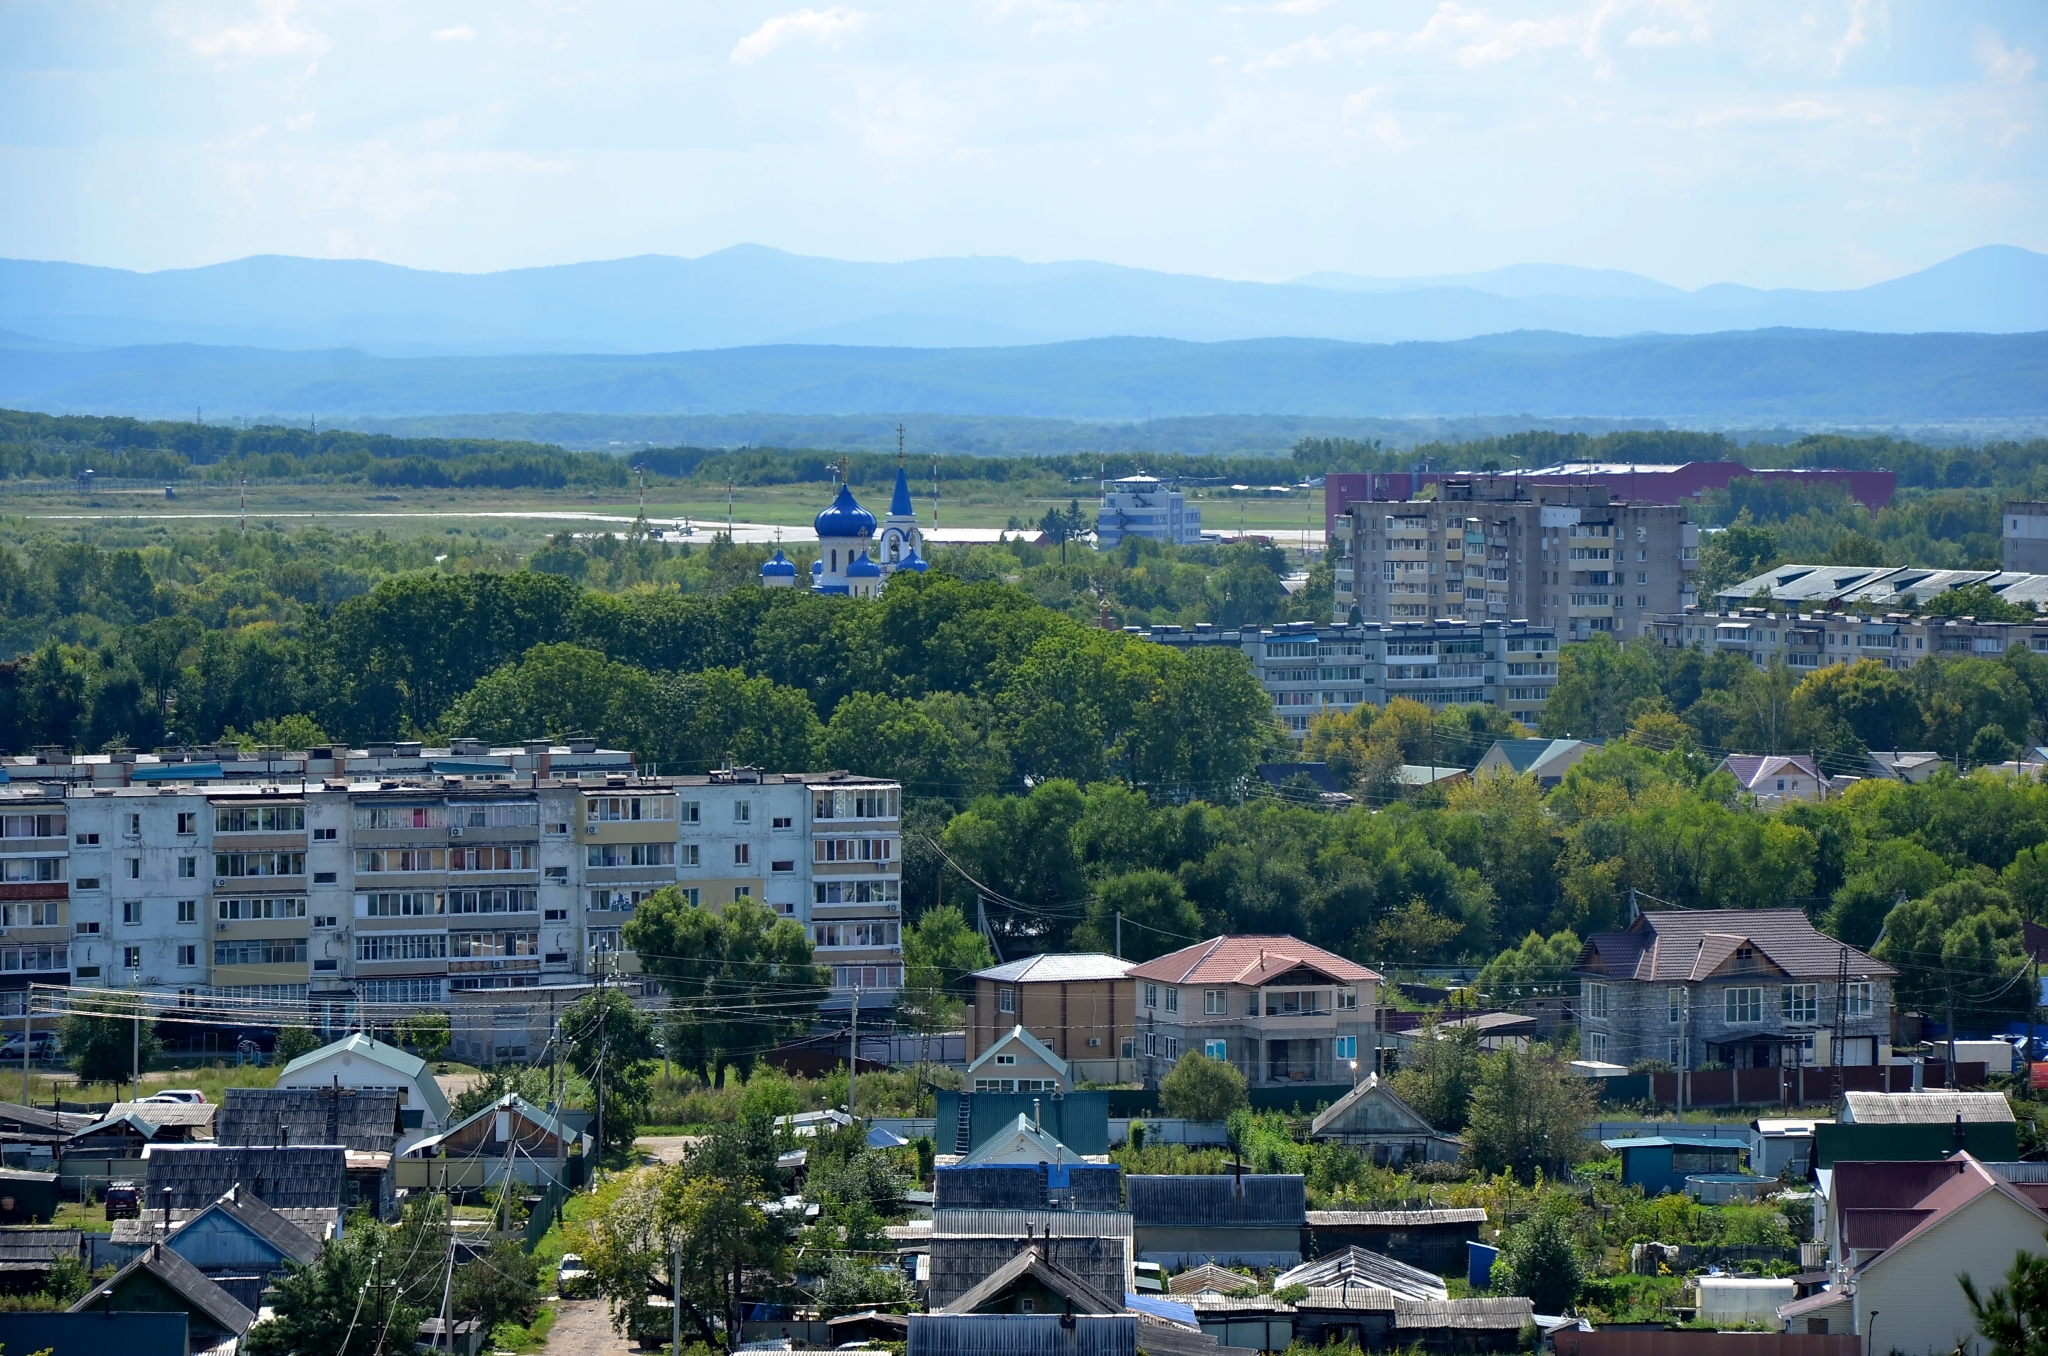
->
xmin=0 ymin=0 xmax=2041 ymax=290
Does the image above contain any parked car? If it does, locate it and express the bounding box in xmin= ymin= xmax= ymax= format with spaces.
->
xmin=141 ymin=1089 xmax=207 ymax=1104
xmin=103 ymin=1181 xmax=140 ymax=1220
xmin=0 ymin=1032 xmax=61 ymax=1062
xmin=557 ymin=1254 xmax=593 ymax=1299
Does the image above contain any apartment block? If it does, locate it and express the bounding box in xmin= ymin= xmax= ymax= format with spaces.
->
xmin=2008 ymin=503 xmax=2048 ymax=574
xmin=1651 ymin=607 xmax=2048 ymax=673
xmin=1097 ymin=475 xmax=1202 ymax=548
xmin=1334 ymin=480 xmax=1700 ymax=642
xmin=2 ymin=746 xmax=902 ymax=1033
xmin=1142 ymin=617 xmax=1560 ymax=733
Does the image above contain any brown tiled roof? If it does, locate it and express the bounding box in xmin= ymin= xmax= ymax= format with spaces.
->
xmin=1126 ymin=936 xmax=1379 ymax=986
xmin=1575 ymin=909 xmax=1894 ymax=983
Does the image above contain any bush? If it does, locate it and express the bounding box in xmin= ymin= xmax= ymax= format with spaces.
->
xmin=274 ymin=1026 xmax=323 ymax=1063
xmin=1493 ymin=1213 xmax=1584 ymax=1313
xmin=1160 ymin=1052 xmax=1249 ymax=1122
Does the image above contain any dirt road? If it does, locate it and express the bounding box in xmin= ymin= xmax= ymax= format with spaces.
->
xmin=543 ymin=1298 xmax=639 ymax=1355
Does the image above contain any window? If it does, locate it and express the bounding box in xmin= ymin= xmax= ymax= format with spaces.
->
xmin=995 ymin=1053 xmax=1016 ymax=1066
xmin=178 ymin=857 xmax=196 ymax=878
xmin=125 ymin=814 xmax=140 ymax=837
xmin=1204 ymin=989 xmax=1226 ymax=1015
xmin=177 ymin=945 xmax=197 ymax=967
xmin=1205 ymin=1039 xmax=1229 ymax=1059
xmin=314 ymin=914 xmax=338 ymax=928
xmin=125 ymin=858 xmax=140 ymax=880
xmin=1669 ymin=987 xmax=1685 ymax=1024
xmin=1587 ymin=1032 xmax=1608 ymax=1060
xmin=1585 ymin=982 xmax=1609 ymax=1019
xmin=544 ymin=865 xmax=568 ymax=880
xmin=1844 ymin=982 xmax=1873 ymax=1017
xmin=75 ymin=833 xmax=98 ymax=846
xmin=813 ymin=880 xmax=900 ymax=905
xmin=0 ymin=902 xmax=55 ymax=927
xmin=122 ymin=900 xmax=142 ymax=925
xmin=1337 ymin=988 xmax=1358 ymax=1010
xmin=217 ymin=897 xmax=307 ymax=920
xmin=1725 ymin=987 xmax=1763 ymax=1023
xmin=450 ymin=846 xmax=539 ymax=871
xmin=123 ymin=946 xmax=141 ymax=969
xmin=1144 ymin=983 xmax=1159 ymax=1009
xmin=733 ymin=887 xmax=750 ymax=902
xmin=221 ymin=851 xmax=308 ymax=877
xmin=455 ymin=803 xmax=540 ymax=829
xmin=1335 ymin=1036 xmax=1357 ymax=1061
xmin=313 ymin=871 xmax=337 ymax=884
xmin=999 ymin=988 xmax=1015 ymax=1013
xmin=313 ymin=827 xmax=337 ymax=841
xmin=585 ymin=844 xmax=676 ymax=868
xmin=772 ymin=816 xmax=793 ymax=830
xmin=448 ymin=888 xmax=539 ymax=915
xmin=0 ymin=813 xmax=63 ymax=840
xmin=1 ymin=860 xmax=65 ymax=883
xmin=734 ymin=844 xmax=751 ymax=866
xmin=1165 ymin=1037 xmax=1181 ymax=1061
xmin=357 ymin=933 xmax=449 ymax=961
xmin=585 ymin=796 xmax=677 ymax=822
xmin=677 ymin=888 xmax=701 ymax=907
xmin=1668 ymin=1038 xmax=1682 ymax=1065
xmin=176 ymin=813 xmax=196 ymax=834
xmin=176 ymin=900 xmax=197 ymax=923
xmin=214 ymin=938 xmax=307 ymax=966
xmin=1783 ymin=984 xmax=1819 ymax=1023
xmin=217 ymin=806 xmax=305 ymax=832
xmin=771 ymin=859 xmax=794 ymax=873
xmin=1121 ymin=1038 xmax=1135 ymax=1059
xmin=734 ymin=801 xmax=751 ymax=823
xmin=681 ymin=844 xmax=700 ymax=867
xmin=814 ymin=838 xmax=894 ymax=863
xmin=1165 ymin=988 xmax=1178 ymax=1013
xmin=679 ymin=801 xmax=700 ymax=823
xmin=356 ymin=891 xmax=443 ymax=918
xmin=74 ymin=921 xmax=99 ymax=935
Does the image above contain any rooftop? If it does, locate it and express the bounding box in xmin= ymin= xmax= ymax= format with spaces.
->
xmin=974 ymin=954 xmax=1134 ymax=984
xmin=1126 ymin=935 xmax=1378 ymax=987
xmin=1577 ymin=908 xmax=1894 ymax=983
xmin=1840 ymin=1091 xmax=2015 ymax=1125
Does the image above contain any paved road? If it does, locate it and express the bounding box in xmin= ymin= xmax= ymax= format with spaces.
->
xmin=544 ymin=1298 xmax=639 ymax=1355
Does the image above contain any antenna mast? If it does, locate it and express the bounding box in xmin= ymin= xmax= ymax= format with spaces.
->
xmin=239 ymin=477 xmax=247 ymax=536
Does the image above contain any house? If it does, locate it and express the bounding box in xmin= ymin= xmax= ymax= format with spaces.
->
xmin=409 ymin=1094 xmax=578 ymax=1188
xmin=216 ymin=1087 xmax=401 ymax=1152
xmin=273 ymin=1033 xmax=450 ymax=1149
xmin=1125 ymin=1175 xmax=1307 ymax=1269
xmin=1396 ymin=766 xmax=1469 ymax=794
xmin=144 ymin=1144 xmax=349 ymax=1214
xmin=936 ymin=1164 xmax=1124 ymax=1212
xmin=0 ymin=1228 xmax=84 ymax=1289
xmin=927 ymin=1208 xmax=1135 ymax=1311
xmin=107 ymin=1102 xmax=216 ymax=1143
xmin=1181 ymin=1293 xmax=1299 ymax=1354
xmin=1574 ymin=909 xmax=1895 ymax=1070
xmin=1865 ymin=750 xmax=1947 ymax=783
xmin=938 ymin=1091 xmax=1111 ymax=1157
xmin=969 ymin=954 xmax=1137 ymax=1085
xmin=1811 ymin=1091 xmax=2021 ymax=1165
xmin=929 ymin=1242 xmax=1258 ymax=1356
xmin=936 ymin=1241 xmax=1127 ymax=1317
xmin=908 ymin=1313 xmax=1139 ymax=1356
xmin=1303 ymin=1209 xmax=1489 ymax=1275
xmin=66 ymin=1242 xmax=256 ymax=1352
xmin=1474 ymin=739 xmax=1595 ymax=788
xmin=153 ymin=1186 xmax=321 ymax=1312
xmin=1124 ymin=936 xmax=1379 ymax=1090
xmin=1782 ymin=1154 xmax=2048 ymax=1349
xmin=1602 ymin=1137 xmax=1748 ymax=1196
xmin=957 ymin=1116 xmax=1095 ymax=1169
xmin=1717 ymin=755 xmax=1829 ymax=807
xmin=1306 ymin=1077 xmax=1462 ymax=1165
xmin=969 ymin=1026 xmax=1071 ymax=1094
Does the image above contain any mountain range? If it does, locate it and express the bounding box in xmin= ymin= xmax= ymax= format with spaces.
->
xmin=1 ymin=244 xmax=2043 ymax=355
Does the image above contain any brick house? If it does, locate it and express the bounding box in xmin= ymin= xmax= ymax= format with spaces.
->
xmin=1574 ymin=909 xmax=1894 ymax=1071
xmin=1125 ymin=936 xmax=1380 ymax=1090
xmin=967 ymin=954 xmax=1135 ymax=1086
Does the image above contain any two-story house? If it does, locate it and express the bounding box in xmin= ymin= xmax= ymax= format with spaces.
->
xmin=967 ymin=954 xmax=1136 ymax=1086
xmin=1574 ymin=909 xmax=1894 ymax=1071
xmin=1125 ymin=935 xmax=1380 ymax=1089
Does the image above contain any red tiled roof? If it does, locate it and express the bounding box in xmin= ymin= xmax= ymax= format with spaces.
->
xmin=1126 ymin=935 xmax=1380 ymax=986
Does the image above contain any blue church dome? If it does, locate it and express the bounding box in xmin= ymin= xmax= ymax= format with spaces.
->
xmin=890 ymin=467 xmax=914 ymax=517
xmin=846 ymin=551 xmax=882 ymax=578
xmin=899 ymin=548 xmax=929 ymax=574
xmin=811 ymin=558 xmax=824 ymax=577
xmin=814 ymin=485 xmax=876 ymax=539
xmin=760 ymin=549 xmax=798 ymax=579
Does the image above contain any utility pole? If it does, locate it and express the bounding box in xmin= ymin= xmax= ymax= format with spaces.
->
xmin=848 ymin=985 xmax=861 ymax=1122
xmin=438 ymin=1193 xmax=457 ymax=1355
xmin=671 ymin=1238 xmax=682 ymax=1356
xmin=132 ymin=997 xmax=140 ymax=1103
xmin=1115 ymin=912 xmax=1122 ymax=961
xmin=1946 ymin=987 xmax=1957 ymax=1090
xmin=239 ymin=477 xmax=247 ymax=536
xmin=21 ymin=984 xmax=31 ymax=1106
xmin=1677 ymin=988 xmax=1689 ymax=1117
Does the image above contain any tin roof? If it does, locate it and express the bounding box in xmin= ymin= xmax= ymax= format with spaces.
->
xmin=70 ymin=1242 xmax=255 ymax=1335
xmin=1840 ymin=1091 xmax=2014 ymax=1125
xmin=975 ymin=954 xmax=1136 ymax=984
xmin=1126 ymin=1175 xmax=1305 ymax=1229
xmin=278 ymin=1034 xmax=449 ymax=1122
xmin=937 ymin=1245 xmax=1124 ymax=1316
xmin=143 ymin=1145 xmax=348 ymax=1212
xmin=1278 ymin=1246 xmax=1446 ymax=1301
xmin=1126 ymin=936 xmax=1378 ymax=987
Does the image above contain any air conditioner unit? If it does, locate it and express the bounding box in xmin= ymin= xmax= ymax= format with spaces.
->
xmin=585 ymin=826 xmax=598 ymax=835
xmin=216 ymin=922 xmax=230 ymax=932
xmin=214 ymin=878 xmax=228 ymax=887
xmin=449 ymin=827 xmax=463 ymax=837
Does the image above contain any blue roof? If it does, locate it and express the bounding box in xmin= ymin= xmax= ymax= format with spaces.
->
xmin=429 ymin=759 xmax=509 ymax=775
xmin=846 ymin=552 xmax=881 ymax=578
xmin=131 ymin=763 xmax=224 ymax=781
xmin=899 ymin=548 xmax=929 ymax=574
xmin=815 ymin=484 xmax=876 ymax=539
xmin=891 ymin=466 xmax=914 ymax=516
xmin=761 ymin=548 xmax=798 ymax=579
xmin=1126 ymin=1295 xmax=1198 ymax=1324
xmin=811 ymin=558 xmax=823 ymax=575
xmin=1602 ymin=1136 xmax=1746 ymax=1151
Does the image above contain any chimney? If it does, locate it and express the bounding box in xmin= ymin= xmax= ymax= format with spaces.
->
xmin=278 ymin=1124 xmax=289 ymax=1147
xmin=1033 ymin=1098 xmax=1042 ymax=1131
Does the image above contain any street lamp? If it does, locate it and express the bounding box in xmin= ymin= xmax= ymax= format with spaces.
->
xmin=1350 ymin=1059 xmax=1359 ymax=1087
xmin=1866 ymin=1311 xmax=1880 ymax=1356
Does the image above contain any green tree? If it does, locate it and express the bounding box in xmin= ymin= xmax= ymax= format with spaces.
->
xmin=62 ymin=998 xmax=159 ymax=1096
xmin=243 ymin=1215 xmax=433 ymax=1356
xmin=273 ymin=1026 xmax=322 ymax=1063
xmin=1927 ymin=582 xmax=2037 ymax=624
xmin=1960 ymin=1233 xmax=2048 ymax=1356
xmin=398 ymin=1011 xmax=452 ymax=1061
xmin=1692 ymin=520 xmax=1778 ymax=598
xmin=1475 ymin=931 xmax=1582 ymax=1004
xmin=1159 ymin=1051 xmax=1250 ymax=1122
xmin=1390 ymin=1020 xmax=1483 ymax=1132
xmin=1540 ymin=635 xmax=1664 ymax=739
xmin=662 ymin=1123 xmax=792 ymax=1343
xmin=1464 ymin=1045 xmax=1597 ymax=1183
xmin=1492 ymin=1212 xmax=1584 ymax=1312
xmin=563 ymin=987 xmax=658 ymax=1149
xmin=1073 ymin=870 xmax=1207 ymax=963
xmin=451 ymin=1239 xmax=542 ymax=1341
xmin=1875 ymin=879 xmax=2034 ymax=1026
xmin=896 ymin=905 xmax=995 ymax=1069
xmin=625 ymin=890 xmax=827 ymax=1087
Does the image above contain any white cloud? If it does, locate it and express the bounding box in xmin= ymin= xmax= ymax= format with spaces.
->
xmin=1826 ymin=0 xmax=1872 ymax=73
xmin=432 ymin=24 xmax=478 ymax=43
xmin=1626 ymin=26 xmax=1684 ymax=48
xmin=990 ymin=0 xmax=1107 ymax=35
xmin=285 ymin=111 xmax=316 ymax=132
xmin=222 ymin=124 xmax=270 ymax=150
xmin=188 ymin=0 xmax=330 ymax=60
xmin=731 ymin=7 xmax=869 ymax=65
xmin=1976 ymin=30 xmax=2037 ymax=84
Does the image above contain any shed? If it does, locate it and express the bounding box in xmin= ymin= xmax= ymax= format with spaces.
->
xmin=216 ymin=1087 xmax=401 ymax=1153
xmin=414 ymin=1094 xmax=576 ymax=1180
xmin=0 ymin=1227 xmax=83 ymax=1285
xmin=108 ymin=1102 xmax=216 ymax=1143
xmin=0 ymin=1169 xmax=60 ymax=1225
xmin=1393 ymin=1296 xmax=1534 ymax=1351
xmin=66 ymin=1112 xmax=167 ymax=1159
xmin=1169 ymin=1263 xmax=1259 ymax=1297
xmin=1698 ymin=1276 xmax=1797 ymax=1329
xmin=1304 ymin=1209 xmax=1488 ymax=1275
xmin=1126 ymin=1175 xmax=1306 ymax=1269
xmin=1184 ymin=1292 xmax=1298 ymax=1353
xmin=1602 ymin=1137 xmax=1748 ymax=1196
xmin=1752 ymin=1120 xmax=1829 ymax=1180
xmin=143 ymin=1144 xmax=348 ymax=1212
xmin=1307 ymin=1077 xmax=1462 ymax=1166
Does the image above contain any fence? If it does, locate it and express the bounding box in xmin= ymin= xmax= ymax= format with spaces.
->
xmin=1560 ymin=1332 xmax=1861 ymax=1356
xmin=1596 ymin=1062 xmax=1985 ymax=1109
xmin=57 ymin=1156 xmax=145 ymax=1200
xmin=1112 ymin=1117 xmax=1229 ymax=1147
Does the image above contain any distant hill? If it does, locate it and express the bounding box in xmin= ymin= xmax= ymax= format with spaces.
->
xmin=1 ymin=329 xmax=2041 ymax=425
xmin=0 ymin=244 xmax=2042 ymax=354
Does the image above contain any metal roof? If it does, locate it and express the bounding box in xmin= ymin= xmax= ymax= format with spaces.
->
xmin=171 ymin=1186 xmax=321 ymax=1267
xmin=1395 ymin=1298 xmax=1534 ymax=1330
xmin=966 ymin=1027 xmax=1069 ymax=1079
xmin=71 ymin=1242 xmax=256 ymax=1334
xmin=1602 ymin=1136 xmax=1748 ymax=1151
xmin=1168 ymin=1263 xmax=1259 ymax=1296
xmin=277 ymin=1033 xmax=449 ymax=1122
xmin=937 ymin=1245 xmax=1124 ymax=1316
xmin=931 ymin=1209 xmax=1133 ymax=1239
xmin=1126 ymin=1175 xmax=1305 ymax=1229
xmin=906 ymin=1314 xmax=1136 ymax=1356
xmin=974 ymin=955 xmax=1134 ymax=984
xmin=1278 ymin=1246 xmax=1447 ymax=1301
xmin=1305 ymin=1208 xmax=1488 ymax=1227
xmin=110 ymin=1102 xmax=218 ymax=1133
xmin=1841 ymin=1091 xmax=2015 ymax=1125
xmin=956 ymin=1115 xmax=1084 ymax=1168
xmin=143 ymin=1145 xmax=349 ymax=1212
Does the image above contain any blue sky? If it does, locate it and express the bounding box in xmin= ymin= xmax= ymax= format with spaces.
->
xmin=0 ymin=1 xmax=2041 ymax=289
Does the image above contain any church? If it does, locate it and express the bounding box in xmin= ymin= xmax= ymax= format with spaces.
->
xmin=760 ymin=462 xmax=927 ymax=596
